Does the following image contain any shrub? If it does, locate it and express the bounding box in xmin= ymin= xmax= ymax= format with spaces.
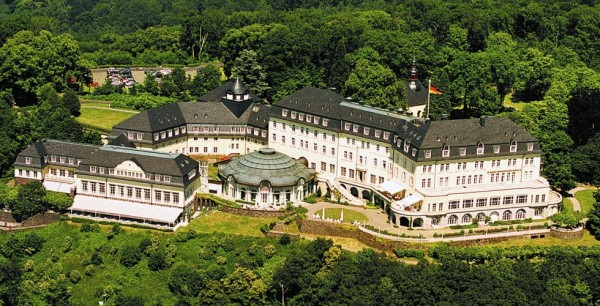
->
xmin=69 ymin=270 xmax=81 ymax=284
xmin=264 ymin=244 xmax=276 ymax=258
xmin=395 ymin=248 xmax=425 ymax=259
xmin=139 ymin=237 xmax=152 ymax=254
xmin=91 ymin=251 xmax=103 ymax=265
xmin=84 ymin=265 xmax=95 ymax=276
xmin=80 ymin=222 xmax=100 ymax=233
xmin=148 ymin=251 xmax=167 ymax=271
xmin=120 ymin=245 xmax=142 ymax=267
xmin=216 ymin=256 xmax=227 ymax=265
xmin=279 ymin=234 xmax=291 ymax=245
xmin=303 ymin=194 xmax=318 ymax=204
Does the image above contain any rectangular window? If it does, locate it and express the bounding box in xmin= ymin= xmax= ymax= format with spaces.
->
xmin=127 ymin=187 xmax=133 ymax=198
xmin=459 ymin=148 xmax=466 ymax=156
xmin=118 ymin=186 xmax=124 ymax=197
xmin=164 ymin=192 xmax=170 ymax=203
xmin=60 ymin=157 xmax=66 ymax=163
xmin=137 ymin=132 xmax=143 ymax=140
xmin=490 ymin=197 xmax=500 ymax=206
xmin=463 ymin=199 xmax=473 ymax=209
xmin=516 ymin=195 xmax=528 ymax=204
xmin=99 ymin=167 xmax=105 ymax=174
xmin=68 ymin=158 xmax=74 ymax=165
xmin=307 ymin=114 xmax=313 ymax=122
xmin=375 ymin=130 xmax=381 ymax=138
xmin=173 ymin=193 xmax=179 ymax=203
xmin=364 ymin=127 xmax=370 ymax=135
xmin=449 ymin=201 xmax=460 ymax=209
xmin=425 ymin=150 xmax=431 ymax=158
xmin=144 ymin=189 xmax=150 ymax=200
xmin=91 ymin=182 xmax=97 ymax=193
xmin=383 ymin=132 xmax=390 ymax=140
xmin=155 ymin=190 xmax=162 ymax=202
xmin=155 ymin=174 xmax=161 ymax=181
xmin=321 ymin=162 xmax=326 ymax=171
xmin=353 ymin=124 xmax=359 ymax=133
xmin=493 ymin=145 xmax=500 ymax=153
xmin=51 ymin=156 xmax=57 ymax=162
xmin=109 ymin=184 xmax=116 ymax=196
xmin=527 ymin=143 xmax=534 ymax=151
xmin=99 ymin=183 xmax=105 ymax=194
xmin=344 ymin=123 xmax=351 ymax=131
xmin=81 ymin=181 xmax=88 ymax=192
xmin=282 ymin=109 xmax=288 ymax=117
xmin=503 ymin=196 xmax=514 ymax=205
xmin=90 ymin=166 xmax=97 ymax=173
xmin=164 ymin=176 xmax=171 ymax=182
xmin=476 ymin=198 xmax=488 ymax=207
xmin=323 ymin=118 xmax=328 ymax=126
xmin=25 ymin=157 xmax=31 ymax=164
xmin=341 ymin=167 xmax=347 ymax=176
xmin=291 ymin=111 xmax=297 ymax=119
xmin=330 ymin=164 xmax=335 ymax=173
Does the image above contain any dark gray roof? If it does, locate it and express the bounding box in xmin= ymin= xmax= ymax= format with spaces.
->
xmin=107 ymin=134 xmax=136 ymax=148
xmin=396 ymin=117 xmax=541 ymax=161
xmin=179 ymin=101 xmax=255 ymax=125
xmin=406 ymin=80 xmax=428 ymax=107
xmin=274 ymin=87 xmax=344 ymax=120
xmin=113 ymin=102 xmax=186 ymax=132
xmin=248 ymin=104 xmax=271 ymax=128
xmin=80 ymin=145 xmax=198 ymax=178
xmin=14 ymin=139 xmax=100 ymax=168
xmin=219 ymin=148 xmax=314 ymax=187
xmin=339 ymin=101 xmax=409 ymax=133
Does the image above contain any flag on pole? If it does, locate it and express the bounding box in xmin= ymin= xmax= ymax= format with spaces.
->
xmin=429 ymin=84 xmax=442 ymax=95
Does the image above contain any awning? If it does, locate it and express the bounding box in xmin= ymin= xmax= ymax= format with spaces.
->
xmin=71 ymin=195 xmax=182 ymax=224
xmin=392 ymin=194 xmax=424 ymax=209
xmin=378 ymin=179 xmax=405 ymax=194
xmin=44 ymin=180 xmax=74 ymax=193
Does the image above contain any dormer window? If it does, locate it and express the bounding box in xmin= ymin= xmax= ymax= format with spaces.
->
xmin=60 ymin=157 xmax=66 ymax=163
xmin=403 ymin=140 xmax=410 ymax=152
xmin=477 ymin=142 xmax=484 ymax=155
xmin=69 ymin=158 xmax=75 ymax=165
xmin=314 ymin=116 xmax=320 ymax=124
xmin=527 ymin=143 xmax=533 ymax=151
xmin=181 ymin=126 xmax=186 ymax=134
xmin=442 ymin=145 xmax=450 ymax=157
xmin=364 ymin=127 xmax=370 ymax=135
xmin=155 ymin=174 xmax=161 ymax=181
xmin=375 ymin=130 xmax=381 ymax=138
xmin=244 ymin=94 xmax=250 ymax=100
xmin=282 ymin=109 xmax=288 ymax=117
xmin=90 ymin=166 xmax=97 ymax=173
xmin=226 ymin=93 xmax=233 ymax=100
xmin=493 ymin=145 xmax=500 ymax=153
xmin=323 ymin=119 xmax=329 ymax=127
xmin=353 ymin=124 xmax=359 ymax=133
xmin=344 ymin=123 xmax=351 ymax=131
xmin=137 ymin=132 xmax=143 ymax=140
xmin=510 ymin=140 xmax=517 ymax=152
xmin=51 ymin=156 xmax=56 ymax=162
xmin=25 ymin=157 xmax=31 ymax=164
xmin=154 ymin=133 xmax=159 ymax=141
xmin=299 ymin=113 xmax=305 ymax=121
xmin=160 ymin=131 xmax=166 ymax=139
xmin=307 ymin=115 xmax=313 ymax=122
xmin=174 ymin=129 xmax=179 ymax=136
xmin=425 ymin=150 xmax=431 ymax=158
xmin=291 ymin=111 xmax=297 ymax=119
xmin=168 ymin=130 xmax=173 ymax=137
xmin=247 ymin=127 xmax=252 ymax=134
xmin=412 ymin=148 xmax=417 ymax=157
xmin=459 ymin=148 xmax=466 ymax=156
xmin=262 ymin=130 xmax=267 ymax=137
xmin=127 ymin=131 xmax=134 ymax=139
xmin=164 ymin=176 xmax=171 ymax=182
xmin=383 ymin=132 xmax=390 ymax=140
xmin=99 ymin=167 xmax=105 ymax=174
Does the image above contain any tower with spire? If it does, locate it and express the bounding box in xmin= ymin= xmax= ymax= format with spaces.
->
xmin=406 ymin=59 xmax=428 ymax=118
xmin=221 ymin=78 xmax=256 ymax=118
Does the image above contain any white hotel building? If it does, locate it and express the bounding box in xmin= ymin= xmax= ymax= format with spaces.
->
xmin=15 ymin=68 xmax=561 ymax=229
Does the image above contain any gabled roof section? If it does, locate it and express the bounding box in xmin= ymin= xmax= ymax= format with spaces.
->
xmin=113 ymin=103 xmax=186 ymax=132
xmin=19 ymin=139 xmax=100 ymax=159
xmin=230 ymin=78 xmax=248 ymax=95
xmin=179 ymin=101 xmax=256 ymax=125
xmin=81 ymin=145 xmax=198 ymax=177
xmin=339 ymin=101 xmax=409 ymax=132
xmin=274 ymin=87 xmax=344 ymax=120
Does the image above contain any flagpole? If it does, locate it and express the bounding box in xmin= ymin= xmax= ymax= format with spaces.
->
xmin=426 ymin=79 xmax=431 ymax=119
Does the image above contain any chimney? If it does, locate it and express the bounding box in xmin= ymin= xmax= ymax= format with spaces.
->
xmin=480 ymin=116 xmax=487 ymax=127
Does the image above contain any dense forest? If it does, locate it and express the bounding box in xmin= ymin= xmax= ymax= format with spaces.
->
xmin=3 ymin=221 xmax=600 ymax=305
xmin=0 ymin=0 xmax=599 ymax=186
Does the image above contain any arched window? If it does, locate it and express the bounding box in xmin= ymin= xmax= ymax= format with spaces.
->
xmin=477 ymin=142 xmax=485 ymax=155
xmin=502 ymin=210 xmax=512 ymax=221
xmin=534 ymin=208 xmax=543 ymax=217
xmin=404 ymin=140 xmax=410 ymax=152
xmin=442 ymin=145 xmax=450 ymax=157
xmin=510 ymin=140 xmax=517 ymax=152
xmin=431 ymin=217 xmax=439 ymax=227
xmin=516 ymin=209 xmax=526 ymax=219
xmin=448 ymin=215 xmax=458 ymax=225
xmin=462 ymin=214 xmax=472 ymax=224
xmin=477 ymin=213 xmax=486 ymax=223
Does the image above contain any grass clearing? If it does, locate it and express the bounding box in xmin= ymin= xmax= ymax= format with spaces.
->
xmin=563 ymin=198 xmax=574 ymax=213
xmin=182 ymin=211 xmax=278 ymax=237
xmin=301 ymin=233 xmax=372 ymax=253
xmin=575 ymin=189 xmax=597 ymax=216
xmin=315 ymin=208 xmax=369 ymax=223
xmin=76 ymin=106 xmax=138 ymax=132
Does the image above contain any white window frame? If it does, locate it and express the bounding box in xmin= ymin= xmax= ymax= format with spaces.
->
xmin=510 ymin=140 xmax=517 ymax=152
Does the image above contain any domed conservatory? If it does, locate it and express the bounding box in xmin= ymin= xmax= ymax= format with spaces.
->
xmin=218 ymin=148 xmax=315 ymax=208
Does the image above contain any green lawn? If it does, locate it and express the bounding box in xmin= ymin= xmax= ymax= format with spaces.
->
xmin=562 ymin=198 xmax=574 ymax=213
xmin=181 ymin=211 xmax=278 ymax=237
xmin=576 ymin=189 xmax=597 ymax=216
xmin=76 ymin=105 xmax=138 ymax=132
xmin=315 ymin=208 xmax=368 ymax=223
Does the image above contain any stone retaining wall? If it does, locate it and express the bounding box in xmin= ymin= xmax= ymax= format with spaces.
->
xmin=0 ymin=211 xmax=60 ymax=229
xmin=549 ymin=226 xmax=584 ymax=240
xmin=220 ymin=205 xmax=291 ymax=218
xmin=297 ymin=219 xmax=421 ymax=253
